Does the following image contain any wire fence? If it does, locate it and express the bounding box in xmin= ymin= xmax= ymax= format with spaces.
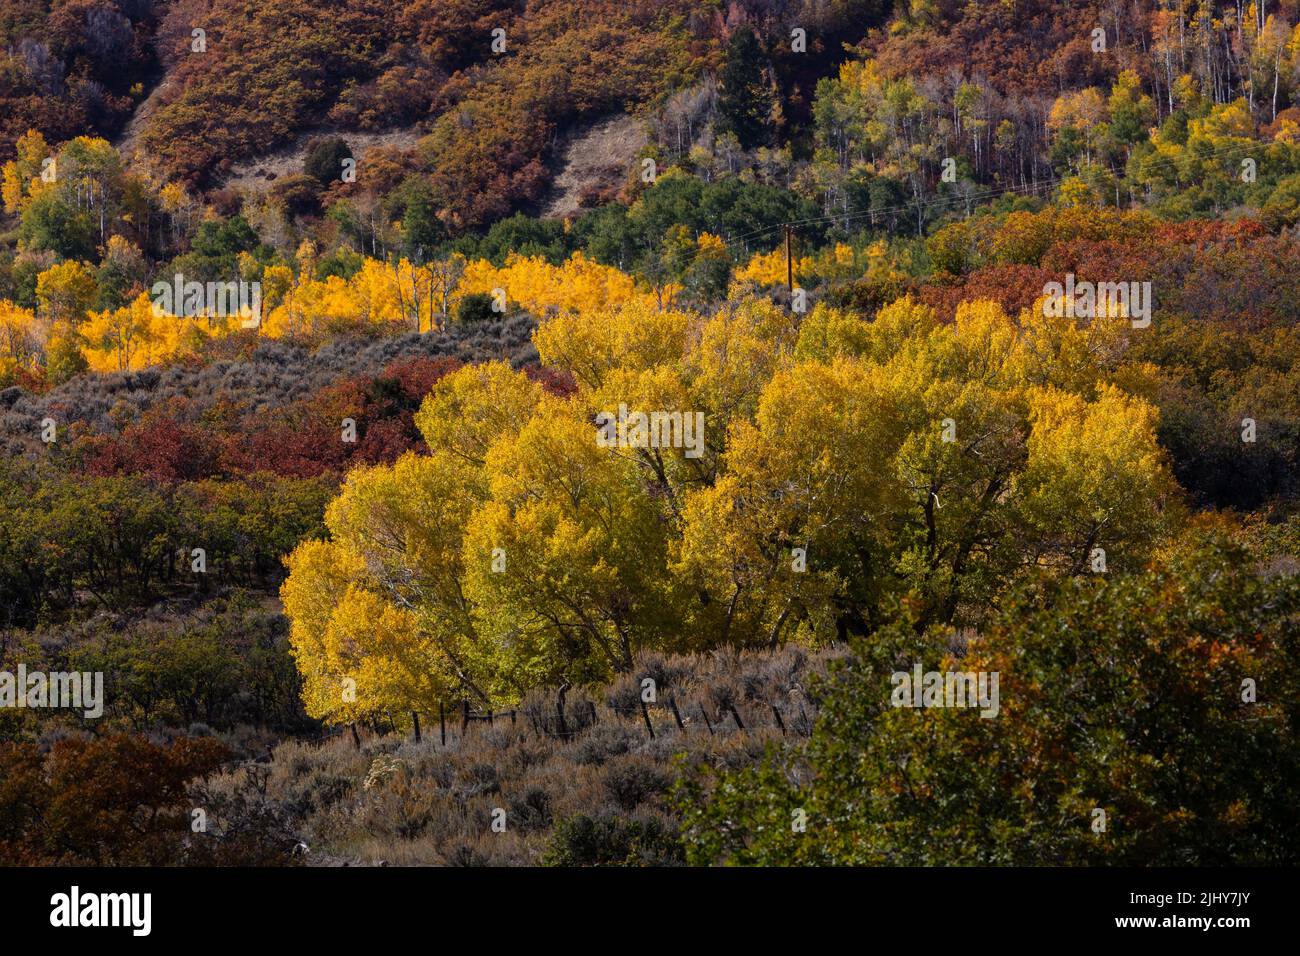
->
xmin=310 ymin=690 xmax=819 ymax=754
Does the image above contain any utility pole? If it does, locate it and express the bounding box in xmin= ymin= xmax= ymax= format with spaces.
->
xmin=784 ymin=224 xmax=794 ymax=296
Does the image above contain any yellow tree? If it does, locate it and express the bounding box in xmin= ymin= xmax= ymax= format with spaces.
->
xmin=463 ymin=394 xmax=687 ymax=682
xmin=36 ymin=261 xmax=99 ymax=325
xmin=282 ymin=362 xmax=545 ymax=715
xmin=1 ymin=130 xmax=51 ymax=214
xmin=82 ymin=293 xmax=158 ymax=372
xmin=278 ymin=263 xmax=1183 ymax=718
xmin=1015 ymin=384 xmax=1177 ymax=574
xmin=0 ymin=301 xmax=40 ymax=366
xmin=675 ymin=357 xmax=907 ymax=647
xmin=533 ymin=297 xmax=690 ymax=391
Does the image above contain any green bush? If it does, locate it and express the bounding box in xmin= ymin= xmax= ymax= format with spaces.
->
xmin=543 ymin=813 xmax=684 ymax=866
xmin=456 ymin=291 xmax=498 ymax=323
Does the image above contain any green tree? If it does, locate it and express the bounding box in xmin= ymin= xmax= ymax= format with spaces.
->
xmin=717 ymin=27 xmax=774 ymax=150
xmin=679 ymin=531 xmax=1300 ymax=865
xmin=304 ymin=136 xmax=353 ymax=185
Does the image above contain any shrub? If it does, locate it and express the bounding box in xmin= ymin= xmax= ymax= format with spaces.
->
xmin=304 ymin=137 xmax=354 ymax=186
xmin=543 ymin=813 xmax=684 ymax=866
xmin=456 ymin=291 xmax=497 ymax=323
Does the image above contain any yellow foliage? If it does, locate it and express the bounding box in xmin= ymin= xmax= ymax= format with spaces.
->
xmin=36 ymin=261 xmax=98 ymax=324
xmin=734 ymin=248 xmax=787 ymax=287
xmin=533 ymin=297 xmax=691 ymax=391
xmin=0 ymin=301 xmax=41 ymax=365
xmin=734 ymin=241 xmax=862 ymax=291
xmin=282 ymin=267 xmax=1182 ymax=711
xmin=5 ymin=250 xmax=686 ymax=376
xmin=457 ymin=252 xmax=642 ymax=316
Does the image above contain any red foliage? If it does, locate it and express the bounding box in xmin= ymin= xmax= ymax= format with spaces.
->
xmin=919 ymin=263 xmax=1056 ymax=322
xmin=353 ymin=416 xmax=423 ymax=464
xmin=8 ymin=363 xmax=48 ymax=393
xmin=1040 ymin=225 xmax=1300 ymax=330
xmin=76 ymin=357 xmax=524 ymax=482
xmin=1153 ymin=218 xmax=1268 ymax=247
xmin=523 ymin=362 xmax=579 ymax=398
xmin=230 ymin=420 xmax=353 ymax=478
xmin=85 ymin=413 xmax=223 ymax=482
xmin=0 ymin=734 xmax=232 ymax=866
xmin=380 ymin=355 xmax=464 ymax=401
xmin=865 ymin=0 xmax=1116 ymax=103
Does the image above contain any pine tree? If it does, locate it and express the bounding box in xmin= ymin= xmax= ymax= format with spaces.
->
xmin=717 ymin=27 xmax=773 ymax=150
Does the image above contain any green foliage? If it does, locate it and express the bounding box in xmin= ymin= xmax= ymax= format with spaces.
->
xmin=304 ymin=137 xmax=354 ymax=186
xmin=44 ymin=330 xmax=88 ymax=384
xmin=573 ymin=174 xmax=818 ymax=272
xmin=388 ymin=176 xmax=446 ymax=259
xmin=19 ymin=190 xmax=97 ymax=260
xmin=544 ymin=813 xmax=684 ymax=866
xmin=680 ymin=532 xmax=1300 ymax=865
xmin=718 ymin=27 xmax=774 ymax=150
xmin=455 ymin=291 xmax=497 ymax=323
xmin=0 ymin=464 xmax=333 ymax=628
xmin=316 ymin=246 xmax=366 ymax=281
xmin=1262 ymin=172 xmax=1300 ymax=230
xmin=172 ymin=215 xmax=266 ymax=282
xmin=464 ymin=214 xmax=572 ymax=267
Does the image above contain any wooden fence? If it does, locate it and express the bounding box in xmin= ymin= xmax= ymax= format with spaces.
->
xmin=335 ymin=691 xmax=817 ymax=751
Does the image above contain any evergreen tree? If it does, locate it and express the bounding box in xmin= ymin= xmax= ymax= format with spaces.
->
xmin=717 ymin=27 xmax=773 ymax=150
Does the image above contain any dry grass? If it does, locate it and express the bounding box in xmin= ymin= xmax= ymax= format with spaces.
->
xmin=206 ymin=645 xmax=844 ymax=866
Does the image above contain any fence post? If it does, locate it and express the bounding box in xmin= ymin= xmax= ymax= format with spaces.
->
xmin=556 ymin=684 xmax=569 ymax=739
xmin=639 ymin=698 xmax=656 ymax=739
xmin=668 ymin=695 xmax=685 ymax=732
xmin=771 ymin=704 xmax=786 ymax=736
xmin=439 ymin=702 xmax=446 ymax=746
xmin=700 ymin=706 xmax=714 ymax=736
xmin=412 ymin=712 xmax=421 ymax=743
xmin=728 ymin=704 xmax=746 ymax=732
xmin=461 ymin=699 xmax=470 ymax=734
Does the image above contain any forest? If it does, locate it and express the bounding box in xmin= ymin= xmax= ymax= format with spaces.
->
xmin=0 ymin=0 xmax=1297 ymax=868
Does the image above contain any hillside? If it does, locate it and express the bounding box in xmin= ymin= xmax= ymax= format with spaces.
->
xmin=1 ymin=0 xmax=1299 ymax=875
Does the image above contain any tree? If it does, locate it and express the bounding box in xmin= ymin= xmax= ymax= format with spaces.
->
xmin=44 ymin=330 xmax=88 ymax=384
xmin=281 ymin=265 xmax=1178 ymax=719
xmin=282 ymin=362 xmax=543 ymax=717
xmin=36 ymin=260 xmax=99 ymax=324
xmin=0 ymin=734 xmax=249 ymax=865
xmin=96 ymin=235 xmax=149 ymax=310
xmin=389 ymin=176 xmax=446 ymax=258
xmin=83 ymin=293 xmax=158 ymax=372
xmin=19 ymin=190 xmax=98 ymax=261
xmin=304 ymin=136 xmax=353 ymax=186
xmin=678 ymin=531 xmax=1300 ymax=866
xmin=1 ymin=130 xmax=51 ymax=214
xmin=717 ymin=26 xmax=774 ymax=150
